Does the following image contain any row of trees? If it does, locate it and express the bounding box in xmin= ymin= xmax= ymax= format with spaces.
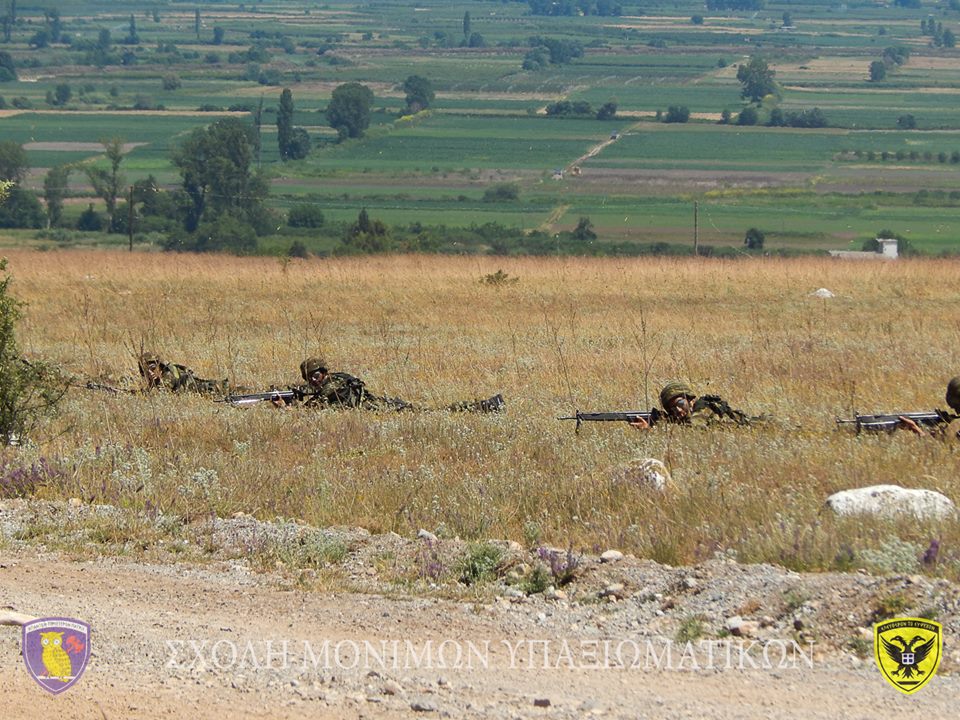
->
xmin=545 ymin=99 xmax=617 ymax=120
xmin=528 ymin=0 xmax=623 ymax=15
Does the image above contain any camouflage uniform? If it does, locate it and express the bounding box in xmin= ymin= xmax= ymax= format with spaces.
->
xmin=659 ymin=380 xmax=753 ymax=427
xmin=943 ymin=376 xmax=960 ymax=439
xmin=138 ymin=352 xmax=228 ymax=396
xmin=294 ymin=357 xmax=503 ymax=413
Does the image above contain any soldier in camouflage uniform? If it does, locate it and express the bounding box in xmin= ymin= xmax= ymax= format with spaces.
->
xmin=138 ymin=352 xmax=228 ymax=396
xmin=290 ymin=357 xmax=504 ymax=413
xmin=630 ymin=380 xmax=754 ymax=429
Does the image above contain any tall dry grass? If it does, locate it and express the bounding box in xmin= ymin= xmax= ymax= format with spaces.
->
xmin=6 ymin=250 xmax=960 ymax=575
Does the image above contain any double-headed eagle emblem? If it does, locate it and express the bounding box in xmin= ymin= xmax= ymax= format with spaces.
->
xmin=874 ymin=618 xmax=942 ymax=694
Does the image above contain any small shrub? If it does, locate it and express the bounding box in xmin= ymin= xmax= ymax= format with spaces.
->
xmin=860 ymin=537 xmax=922 ymax=574
xmin=458 ymin=542 xmax=504 ymax=585
xmin=480 ymin=269 xmax=517 ymax=286
xmin=287 ymin=240 xmax=309 ymax=259
xmin=417 ymin=537 xmax=445 ymax=582
xmin=537 ymin=545 xmax=582 ymax=586
xmin=675 ymin=615 xmax=706 ymax=643
xmin=0 ymin=456 xmax=62 ymax=498
xmin=519 ymin=564 xmax=551 ymax=595
xmin=482 ymin=184 xmax=519 ymax=203
xmin=848 ymin=635 xmax=872 ymax=659
xmin=871 ymin=592 xmax=910 ymax=622
xmin=287 ymin=204 xmax=325 ymax=228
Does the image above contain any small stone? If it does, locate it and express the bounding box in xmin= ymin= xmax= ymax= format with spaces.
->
xmin=726 ymin=616 xmax=744 ymax=633
xmin=533 ymin=698 xmax=551 ymax=707
xmin=411 ymin=699 xmax=437 ymax=712
xmin=600 ymin=583 xmax=626 ymax=600
xmin=68 ymin=497 xmax=83 ymax=508
xmin=545 ymin=587 xmax=566 ymax=601
xmin=600 ymin=550 xmax=624 ymax=563
xmin=437 ymin=676 xmax=448 ymax=687
xmin=682 ymin=577 xmax=698 ymax=590
xmin=417 ymin=529 xmax=439 ymax=543
xmin=382 ymin=680 xmax=403 ymax=696
xmin=503 ymin=587 xmax=524 ymax=599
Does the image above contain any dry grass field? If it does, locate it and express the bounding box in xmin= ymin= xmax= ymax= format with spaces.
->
xmin=5 ymin=250 xmax=960 ymax=577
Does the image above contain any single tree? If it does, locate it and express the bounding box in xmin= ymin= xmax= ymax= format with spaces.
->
xmin=744 ymin=227 xmax=765 ymax=249
xmin=869 ymin=60 xmax=886 ymax=82
xmin=171 ymin=117 xmax=268 ymax=234
xmin=736 ymin=56 xmax=778 ymax=102
xmin=897 ymin=114 xmax=916 ymax=129
xmin=463 ymin=11 xmax=471 ymax=37
xmin=0 ymin=141 xmax=27 ymax=183
xmin=326 ymin=82 xmax=374 ymax=140
xmin=84 ymin=138 xmax=125 ymax=229
xmin=596 ymin=100 xmax=617 ymax=120
xmin=125 ymin=13 xmax=140 ymax=44
xmin=664 ymin=105 xmax=690 ymax=123
xmin=43 ymin=165 xmax=70 ymax=227
xmin=737 ymin=107 xmax=759 ymax=126
xmin=46 ymin=8 xmax=61 ymax=42
xmin=277 ymin=88 xmax=295 ymax=159
xmin=572 ymin=217 xmax=596 ymax=242
xmin=0 ymin=51 xmax=17 ymax=82
xmin=213 ymin=27 xmax=225 ymax=45
xmin=402 ymin=75 xmax=434 ymax=114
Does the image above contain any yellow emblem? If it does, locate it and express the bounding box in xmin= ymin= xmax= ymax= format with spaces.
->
xmin=874 ymin=617 xmax=942 ymax=695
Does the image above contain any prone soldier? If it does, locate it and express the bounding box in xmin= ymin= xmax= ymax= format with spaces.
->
xmin=273 ymin=356 xmax=504 ymax=413
xmin=138 ymin=351 xmax=228 ymax=396
xmin=630 ymin=380 xmax=756 ymax=430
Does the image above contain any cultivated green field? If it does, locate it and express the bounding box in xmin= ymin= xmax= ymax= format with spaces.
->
xmin=0 ymin=0 xmax=959 ymax=253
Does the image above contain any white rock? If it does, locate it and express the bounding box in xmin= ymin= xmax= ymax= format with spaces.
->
xmin=417 ymin=528 xmax=439 ymax=543
xmin=609 ymin=457 xmax=671 ymax=491
xmin=811 ymin=288 xmax=835 ymax=298
xmin=600 ymin=550 xmax=624 ymax=563
xmin=826 ymin=485 xmax=956 ymax=520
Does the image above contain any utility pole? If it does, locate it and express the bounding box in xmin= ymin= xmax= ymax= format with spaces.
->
xmin=128 ymin=185 xmax=134 ymax=251
xmin=693 ymin=200 xmax=699 ymax=255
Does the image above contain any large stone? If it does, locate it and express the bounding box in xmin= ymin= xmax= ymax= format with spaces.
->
xmin=609 ymin=457 xmax=671 ymax=491
xmin=826 ymin=485 xmax=955 ymax=520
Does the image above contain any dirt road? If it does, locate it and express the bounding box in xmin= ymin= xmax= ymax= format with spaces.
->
xmin=1 ymin=550 xmax=957 ymax=719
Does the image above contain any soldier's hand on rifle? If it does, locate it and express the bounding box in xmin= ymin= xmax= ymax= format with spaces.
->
xmin=629 ymin=417 xmax=651 ymax=430
xmin=898 ymin=416 xmax=926 ymax=435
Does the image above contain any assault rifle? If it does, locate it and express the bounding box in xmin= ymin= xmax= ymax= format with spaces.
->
xmin=559 ymin=408 xmax=663 ymax=432
xmin=836 ymin=409 xmax=958 ymax=434
xmin=218 ymin=387 xmax=318 ymax=407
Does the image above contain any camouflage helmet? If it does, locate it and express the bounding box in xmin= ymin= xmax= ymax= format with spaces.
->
xmin=660 ymin=380 xmax=696 ymax=409
xmin=300 ymin=356 xmax=328 ymax=381
xmin=947 ymin=376 xmax=960 ymax=412
xmin=138 ymin=351 xmax=162 ymax=372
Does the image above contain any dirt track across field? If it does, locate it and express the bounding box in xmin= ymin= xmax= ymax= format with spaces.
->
xmin=2 ymin=548 xmax=958 ymax=719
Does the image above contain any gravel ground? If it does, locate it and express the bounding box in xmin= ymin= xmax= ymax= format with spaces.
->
xmin=1 ymin=501 xmax=958 ymax=719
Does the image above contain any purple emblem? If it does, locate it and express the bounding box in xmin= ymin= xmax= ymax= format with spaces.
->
xmin=22 ymin=617 xmax=91 ymax=694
